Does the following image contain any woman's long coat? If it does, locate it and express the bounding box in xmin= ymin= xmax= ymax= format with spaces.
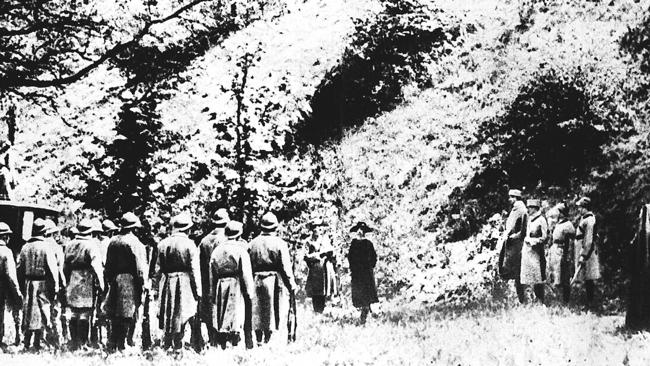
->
xmin=63 ymin=236 xmax=104 ymax=310
xmin=305 ymin=237 xmax=338 ymax=298
xmin=347 ymin=238 xmax=378 ymax=308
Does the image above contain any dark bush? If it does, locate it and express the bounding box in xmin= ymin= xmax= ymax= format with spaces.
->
xmin=296 ymin=0 xmax=460 ymax=145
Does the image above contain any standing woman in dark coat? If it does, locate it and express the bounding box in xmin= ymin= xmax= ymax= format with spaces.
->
xmin=347 ymin=222 xmax=378 ymax=324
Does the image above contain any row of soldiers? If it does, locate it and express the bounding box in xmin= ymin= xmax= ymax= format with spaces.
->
xmin=497 ymin=189 xmax=600 ymax=307
xmin=0 ymin=208 xmax=297 ymax=351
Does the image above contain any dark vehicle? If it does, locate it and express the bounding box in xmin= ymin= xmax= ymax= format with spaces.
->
xmin=0 ymin=200 xmax=61 ymax=254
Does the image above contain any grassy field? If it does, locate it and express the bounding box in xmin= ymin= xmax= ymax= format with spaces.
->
xmin=1 ymin=300 xmax=649 ymax=366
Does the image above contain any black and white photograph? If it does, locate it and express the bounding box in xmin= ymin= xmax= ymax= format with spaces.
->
xmin=1 ymin=0 xmax=650 ymax=364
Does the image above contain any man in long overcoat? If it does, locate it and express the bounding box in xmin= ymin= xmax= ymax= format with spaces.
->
xmin=347 ymin=221 xmax=378 ymax=324
xmin=521 ymin=199 xmax=547 ymax=303
xmin=249 ymin=213 xmax=296 ymax=345
xmin=498 ymin=189 xmax=528 ymax=303
xmin=17 ymin=218 xmax=60 ymax=350
xmin=198 ymin=208 xmax=228 ymax=346
xmin=92 ymin=218 xmax=115 ymax=346
xmin=548 ymin=203 xmax=575 ymax=303
xmin=43 ymin=218 xmax=67 ymax=347
xmin=64 ymin=219 xmax=104 ymax=349
xmin=155 ymin=213 xmax=201 ymax=349
xmin=573 ymin=197 xmax=600 ymax=308
xmin=0 ymin=222 xmax=22 ymax=347
xmin=626 ymin=204 xmax=650 ymax=329
xmin=209 ymin=221 xmax=254 ymax=349
xmin=103 ymin=212 xmax=149 ymax=351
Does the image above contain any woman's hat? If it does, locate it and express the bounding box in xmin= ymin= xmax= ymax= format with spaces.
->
xmin=121 ymin=212 xmax=142 ymax=229
xmin=171 ymin=212 xmax=193 ymax=232
xmin=260 ymin=212 xmax=279 ymax=231
xmin=214 ymin=208 xmax=229 ymax=227
xmin=77 ymin=219 xmax=95 ymax=235
xmin=225 ymin=221 xmax=243 ymax=239
xmin=0 ymin=222 xmax=12 ymax=235
xmin=350 ymin=221 xmax=373 ymax=233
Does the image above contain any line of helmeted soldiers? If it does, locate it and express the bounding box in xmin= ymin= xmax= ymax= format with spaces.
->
xmin=497 ymin=189 xmax=600 ymax=307
xmin=0 ymin=208 xmax=297 ymax=351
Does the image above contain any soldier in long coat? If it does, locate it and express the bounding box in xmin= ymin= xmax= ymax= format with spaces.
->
xmin=198 ymin=208 xmax=228 ymax=346
xmin=498 ymin=189 xmax=528 ymax=303
xmin=249 ymin=213 xmax=296 ymax=345
xmin=547 ymin=203 xmax=575 ymax=303
xmin=626 ymin=204 xmax=650 ymax=329
xmin=17 ymin=218 xmax=60 ymax=350
xmin=154 ymin=213 xmax=201 ymax=349
xmin=573 ymin=197 xmax=600 ymax=307
xmin=347 ymin=221 xmax=378 ymax=324
xmin=103 ymin=212 xmax=149 ymax=351
xmin=209 ymin=221 xmax=254 ymax=349
xmin=521 ymin=199 xmax=547 ymax=303
xmin=92 ymin=219 xmax=117 ymax=345
xmin=305 ymin=228 xmax=338 ymax=313
xmin=43 ymin=218 xmax=67 ymax=347
xmin=0 ymin=222 xmax=22 ymax=347
xmin=64 ymin=219 xmax=105 ymax=349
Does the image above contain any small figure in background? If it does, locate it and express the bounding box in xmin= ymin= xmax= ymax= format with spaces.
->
xmin=573 ymin=197 xmax=600 ymax=309
xmin=347 ymin=221 xmax=378 ymax=325
xmin=304 ymin=222 xmax=338 ymax=313
xmin=0 ymin=222 xmax=22 ymax=348
xmin=521 ymin=199 xmax=547 ymax=303
xmin=547 ymin=203 xmax=575 ymax=303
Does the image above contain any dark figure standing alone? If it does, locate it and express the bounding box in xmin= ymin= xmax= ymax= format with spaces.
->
xmin=347 ymin=222 xmax=378 ymax=325
xmin=498 ymin=189 xmax=528 ymax=303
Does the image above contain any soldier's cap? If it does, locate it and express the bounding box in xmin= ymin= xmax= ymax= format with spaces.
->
xmin=576 ymin=197 xmax=591 ymax=208
xmin=555 ymin=203 xmax=568 ymax=216
xmin=77 ymin=218 xmax=95 ymax=235
xmin=0 ymin=222 xmax=12 ymax=235
xmin=508 ymin=189 xmax=522 ymax=198
xmin=121 ymin=212 xmax=142 ymax=229
xmin=213 ymin=208 xmax=229 ymax=227
xmin=225 ymin=220 xmax=243 ymax=239
xmin=102 ymin=219 xmax=118 ymax=232
xmin=350 ymin=221 xmax=373 ymax=233
xmin=89 ymin=218 xmax=103 ymax=233
xmin=260 ymin=212 xmax=279 ymax=231
xmin=526 ymin=199 xmax=541 ymax=208
xmin=171 ymin=212 xmax=193 ymax=232
xmin=32 ymin=218 xmax=48 ymax=237
xmin=43 ymin=218 xmax=61 ymax=235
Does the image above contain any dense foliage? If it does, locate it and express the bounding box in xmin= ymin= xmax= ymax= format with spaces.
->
xmin=297 ymin=0 xmax=460 ymax=144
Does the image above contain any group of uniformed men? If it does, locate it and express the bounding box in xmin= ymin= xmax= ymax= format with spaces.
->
xmin=0 ymin=208 xmax=297 ymax=352
xmin=498 ymin=189 xmax=600 ymax=307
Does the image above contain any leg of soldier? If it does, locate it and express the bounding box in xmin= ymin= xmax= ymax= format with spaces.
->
xmin=78 ymin=318 xmax=90 ymax=347
xmin=0 ymin=300 xmax=5 ymax=345
xmin=515 ymin=279 xmax=526 ymax=304
xmin=263 ymin=330 xmax=272 ymax=343
xmin=359 ymin=306 xmax=370 ymax=324
xmin=312 ymin=296 xmax=326 ymax=313
xmin=255 ymin=330 xmax=263 ymax=344
xmin=33 ymin=330 xmax=42 ymax=350
xmin=533 ymin=284 xmax=545 ymax=303
xmin=69 ymin=317 xmax=79 ymax=349
xmin=230 ymin=332 xmax=241 ymax=347
xmin=561 ymin=284 xmax=571 ymax=304
xmin=60 ymin=310 xmax=69 ymax=344
xmin=215 ymin=332 xmax=227 ymax=350
xmin=13 ymin=308 xmax=21 ymax=346
xmin=127 ymin=312 xmax=137 ymax=347
xmin=49 ymin=302 xmax=61 ymax=349
xmin=585 ymin=280 xmax=595 ymax=307
xmin=163 ymin=332 xmax=173 ymax=349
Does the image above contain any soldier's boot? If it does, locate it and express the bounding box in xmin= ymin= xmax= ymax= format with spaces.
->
xmin=126 ymin=318 xmax=136 ymax=347
xmin=359 ymin=307 xmax=370 ymax=325
xmin=78 ymin=320 xmax=90 ymax=347
xmin=90 ymin=324 xmax=99 ymax=346
xmin=533 ymin=284 xmax=545 ymax=304
xmin=515 ymin=281 xmax=526 ymax=304
xmin=244 ymin=329 xmax=254 ymax=349
xmin=23 ymin=330 xmax=32 ymax=349
xmin=69 ymin=318 xmax=79 ymax=350
xmin=13 ymin=311 xmax=21 ymax=346
xmin=33 ymin=330 xmax=42 ymax=351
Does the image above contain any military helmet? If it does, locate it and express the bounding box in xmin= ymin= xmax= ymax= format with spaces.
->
xmin=225 ymin=221 xmax=243 ymax=239
xmin=0 ymin=222 xmax=12 ymax=235
xmin=259 ymin=212 xmax=279 ymax=231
